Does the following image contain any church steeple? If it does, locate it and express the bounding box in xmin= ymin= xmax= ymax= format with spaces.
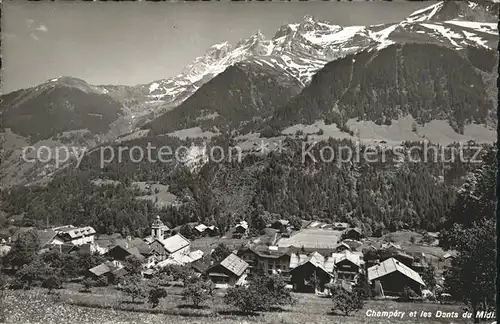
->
xmin=151 ymin=215 xmax=165 ymax=240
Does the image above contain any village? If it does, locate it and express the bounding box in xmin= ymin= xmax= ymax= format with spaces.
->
xmin=0 ymin=215 xmax=455 ymax=303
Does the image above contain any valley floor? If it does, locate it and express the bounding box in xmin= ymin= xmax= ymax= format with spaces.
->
xmin=2 ymin=285 xmax=471 ymax=324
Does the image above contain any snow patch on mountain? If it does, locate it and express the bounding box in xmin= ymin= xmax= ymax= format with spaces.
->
xmin=406 ymin=2 xmax=443 ymax=23
xmin=444 ymin=20 xmax=498 ymax=35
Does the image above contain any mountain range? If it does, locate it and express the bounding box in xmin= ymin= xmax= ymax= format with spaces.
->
xmin=0 ymin=0 xmax=498 ymax=187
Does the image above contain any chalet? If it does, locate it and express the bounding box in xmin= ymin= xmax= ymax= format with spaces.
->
xmin=367 ymin=257 xmax=425 ymax=296
xmin=88 ymin=261 xmax=128 ymax=284
xmin=53 ymin=226 xmax=96 ymax=246
xmin=335 ymin=242 xmax=351 ymax=253
xmin=238 ymin=246 xmax=291 ymax=278
xmin=206 ymin=225 xmax=218 ymax=236
xmin=381 ymin=242 xmax=402 ymax=251
xmin=11 ymin=228 xmax=58 ymax=248
xmin=155 ymin=249 xmax=204 ymax=268
xmin=380 ymin=250 xmax=414 ymax=267
xmin=332 ymin=223 xmax=350 ymax=231
xmin=331 ymin=250 xmax=364 ymax=282
xmin=149 ymin=233 xmax=190 ymax=261
xmin=234 ymin=221 xmax=248 ymax=233
xmin=233 ymin=221 xmax=249 ymax=238
xmin=94 ymin=233 xmax=123 ymax=250
xmin=106 ymin=242 xmax=148 ymax=265
xmin=0 ymin=244 xmax=11 ymax=257
xmin=271 ymin=220 xmax=290 ymax=232
xmin=342 ymin=227 xmax=363 ymax=241
xmin=194 ymin=224 xmax=208 ymax=235
xmin=289 ymin=251 xmax=334 ymax=293
xmin=206 ymin=253 xmax=249 ymax=287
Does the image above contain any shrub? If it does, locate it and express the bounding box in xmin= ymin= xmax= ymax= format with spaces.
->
xmin=400 ymin=286 xmax=418 ymax=302
xmin=95 ymin=275 xmax=109 ymax=287
xmin=80 ymin=277 xmax=95 ymax=293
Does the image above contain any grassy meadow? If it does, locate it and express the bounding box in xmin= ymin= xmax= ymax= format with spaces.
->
xmin=2 ymin=284 xmax=474 ymax=324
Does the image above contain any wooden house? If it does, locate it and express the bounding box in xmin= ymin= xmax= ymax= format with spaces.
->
xmin=367 ymin=258 xmax=425 ymax=296
xmin=206 ymin=253 xmax=249 ymax=287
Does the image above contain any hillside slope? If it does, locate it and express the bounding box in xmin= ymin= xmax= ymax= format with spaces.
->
xmin=269 ymin=43 xmax=496 ymax=134
xmin=1 ymin=77 xmax=124 ymax=141
xmin=147 ymin=61 xmax=303 ymax=135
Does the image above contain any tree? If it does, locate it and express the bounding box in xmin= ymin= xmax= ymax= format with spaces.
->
xmin=225 ymin=285 xmax=267 ymax=313
xmin=123 ymin=255 xmax=143 ymax=276
xmin=330 ymin=284 xmax=365 ymax=316
xmin=182 ymin=278 xmax=214 ymax=307
xmin=3 ymin=230 xmax=40 ymax=270
xmin=12 ymin=258 xmax=52 ymax=290
xmin=122 ymin=277 xmax=146 ymax=303
xmin=211 ymin=243 xmax=231 ymax=263
xmin=421 ymin=264 xmax=436 ymax=290
xmin=442 ymin=219 xmax=495 ymax=323
xmin=148 ymin=287 xmax=167 ymax=308
xmin=289 ymin=216 xmax=302 ymax=230
xmin=42 ymin=273 xmax=63 ymax=294
xmin=179 ymin=224 xmax=195 ymax=240
xmin=224 ymin=275 xmax=295 ymax=313
xmin=439 ymin=148 xmax=496 ymax=324
xmin=0 ymin=267 xmax=6 ymax=323
xmin=159 ymin=264 xmax=196 ymax=285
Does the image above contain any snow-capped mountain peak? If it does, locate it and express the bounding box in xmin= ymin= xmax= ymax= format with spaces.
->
xmin=133 ymin=0 xmax=498 ymax=122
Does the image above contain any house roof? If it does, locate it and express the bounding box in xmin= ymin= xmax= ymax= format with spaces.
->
xmin=188 ymin=250 xmax=204 ymax=262
xmin=344 ymin=227 xmax=362 ymax=235
xmin=112 ymin=267 xmax=128 ymax=278
xmin=274 ymin=220 xmax=290 ymax=226
xmin=335 ymin=242 xmax=351 ymax=251
xmin=218 ymin=253 xmax=249 ymax=277
xmin=277 ymin=228 xmax=341 ymax=250
xmin=235 ymin=221 xmax=249 ymax=230
xmin=37 ymin=230 xmax=58 ymax=246
xmin=158 ymin=233 xmax=190 ymax=253
xmin=127 ymin=238 xmax=151 ymax=255
xmin=54 ymin=226 xmax=96 ymax=238
xmin=381 ymin=242 xmax=402 ymax=250
xmin=368 ymin=257 xmax=425 ymax=286
xmin=194 ymin=224 xmax=208 ymax=232
xmin=290 ymin=251 xmax=333 ymax=276
xmin=89 ymin=263 xmax=112 ymax=276
xmin=442 ymin=252 xmax=457 ymax=259
xmin=331 ymin=250 xmax=363 ymax=267
xmin=0 ymin=244 xmax=11 ymax=257
xmin=59 ymin=243 xmax=78 ymax=254
xmin=95 ymin=233 xmax=123 ymax=247
xmin=243 ymin=245 xmax=290 ymax=259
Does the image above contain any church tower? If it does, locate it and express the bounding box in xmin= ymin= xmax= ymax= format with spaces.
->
xmin=151 ymin=215 xmax=165 ymax=240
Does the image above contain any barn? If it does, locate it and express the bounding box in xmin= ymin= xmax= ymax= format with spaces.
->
xmin=367 ymin=257 xmax=425 ymax=296
xmin=206 ymin=253 xmax=249 ymax=287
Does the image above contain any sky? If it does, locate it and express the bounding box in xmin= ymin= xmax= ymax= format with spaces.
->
xmin=2 ymin=1 xmax=432 ymax=93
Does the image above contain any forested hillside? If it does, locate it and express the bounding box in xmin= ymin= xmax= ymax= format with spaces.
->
xmin=270 ymin=43 xmax=496 ymax=134
xmin=1 ymin=77 xmax=123 ymax=142
xmin=147 ymin=61 xmax=303 ymax=135
xmin=0 ymin=135 xmax=492 ymax=237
